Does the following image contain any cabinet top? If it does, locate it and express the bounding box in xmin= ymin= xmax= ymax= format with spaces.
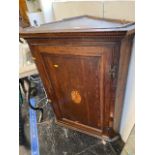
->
xmin=20 ymin=15 xmax=135 ymax=38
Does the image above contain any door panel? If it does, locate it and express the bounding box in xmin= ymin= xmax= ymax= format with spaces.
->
xmin=42 ymin=54 xmax=101 ymax=129
xmin=36 ymin=46 xmax=114 ymax=131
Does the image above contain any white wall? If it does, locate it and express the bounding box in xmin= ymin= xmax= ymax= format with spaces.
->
xmin=120 ymin=40 xmax=135 ymax=142
xmin=39 ymin=0 xmax=54 ymax=23
xmin=27 ymin=12 xmax=44 ymax=26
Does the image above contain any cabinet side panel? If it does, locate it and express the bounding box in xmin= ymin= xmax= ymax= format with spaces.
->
xmin=114 ymin=37 xmax=134 ymax=132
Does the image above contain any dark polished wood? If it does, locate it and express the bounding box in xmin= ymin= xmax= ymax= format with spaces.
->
xmin=20 ymin=15 xmax=135 ymax=139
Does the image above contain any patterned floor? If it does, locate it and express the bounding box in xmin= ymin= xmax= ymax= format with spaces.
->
xmin=19 ymin=98 xmax=124 ymax=155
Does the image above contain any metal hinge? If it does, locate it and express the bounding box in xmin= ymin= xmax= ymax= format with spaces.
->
xmin=109 ymin=64 xmax=117 ymax=79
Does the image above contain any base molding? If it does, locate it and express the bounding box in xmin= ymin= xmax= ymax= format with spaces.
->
xmin=55 ymin=119 xmax=117 ymax=141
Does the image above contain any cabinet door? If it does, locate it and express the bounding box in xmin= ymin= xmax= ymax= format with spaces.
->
xmin=35 ymin=46 xmax=117 ymax=133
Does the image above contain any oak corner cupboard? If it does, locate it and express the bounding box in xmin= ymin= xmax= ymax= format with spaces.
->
xmin=20 ymin=15 xmax=135 ymax=140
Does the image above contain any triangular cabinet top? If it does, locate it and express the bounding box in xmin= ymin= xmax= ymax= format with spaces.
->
xmin=20 ymin=15 xmax=135 ymax=38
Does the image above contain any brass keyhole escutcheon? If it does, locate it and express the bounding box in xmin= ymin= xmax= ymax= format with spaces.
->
xmin=71 ymin=90 xmax=81 ymax=104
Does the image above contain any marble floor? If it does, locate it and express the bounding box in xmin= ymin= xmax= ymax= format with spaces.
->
xmin=19 ymin=99 xmax=124 ymax=155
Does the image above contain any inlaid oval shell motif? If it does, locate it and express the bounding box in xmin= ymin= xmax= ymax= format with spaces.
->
xmin=71 ymin=90 xmax=81 ymax=104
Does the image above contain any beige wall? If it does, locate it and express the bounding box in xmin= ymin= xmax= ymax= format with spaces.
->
xmin=104 ymin=1 xmax=135 ymax=21
xmin=27 ymin=1 xmax=135 ymax=23
xmin=53 ymin=1 xmax=104 ymax=20
xmin=52 ymin=1 xmax=135 ymax=21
